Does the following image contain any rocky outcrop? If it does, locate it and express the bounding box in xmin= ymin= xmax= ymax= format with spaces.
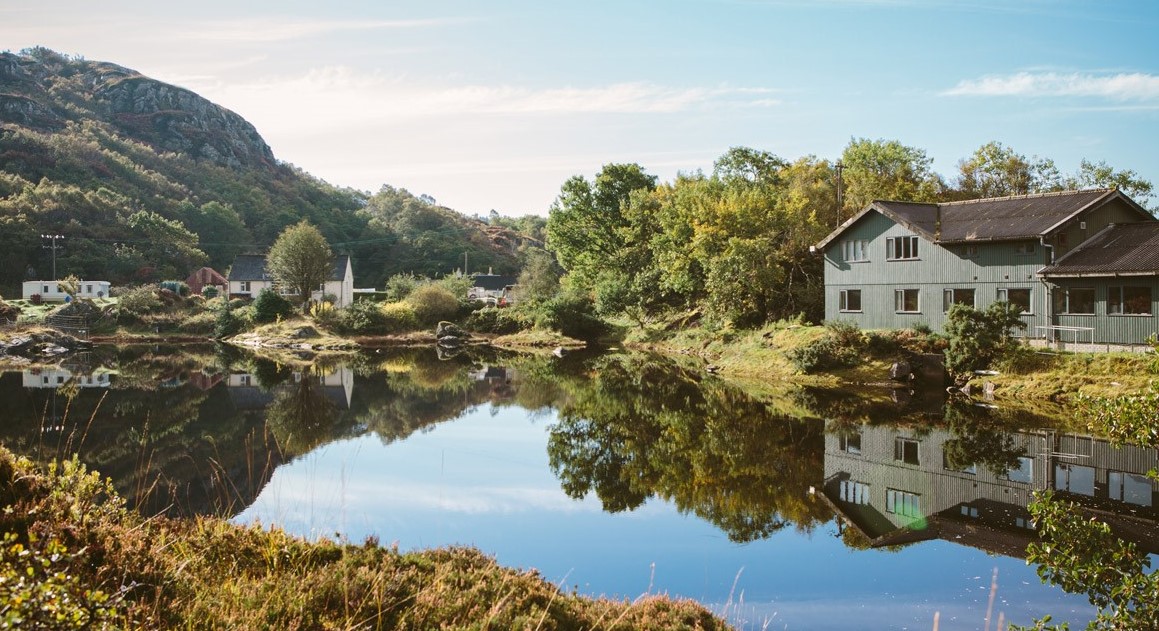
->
xmin=0 ymin=50 xmax=276 ymax=172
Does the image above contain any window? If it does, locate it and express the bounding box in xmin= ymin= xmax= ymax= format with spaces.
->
xmin=1108 ymin=286 xmax=1152 ymax=315
xmin=962 ymin=244 xmax=979 ymax=258
xmin=1053 ymin=287 xmax=1095 ymax=315
xmin=1054 ymin=463 xmax=1095 ymax=496
xmin=885 ymin=489 xmax=922 ymax=519
xmin=998 ymin=288 xmax=1032 ymax=314
xmin=85 ymin=284 xmax=92 ymax=294
xmin=840 ymin=433 xmax=862 ymax=455
xmin=960 ymin=505 xmax=980 ymax=518
xmin=942 ymin=288 xmax=976 ymax=312
xmin=894 ymin=289 xmax=920 ymax=313
xmin=944 ymin=452 xmax=976 ymax=474
xmin=1109 ymin=471 xmax=1153 ymax=507
xmin=839 ymin=480 xmax=870 ymax=505
xmin=894 ymin=438 xmax=920 ymax=465
xmin=1007 ymin=456 xmax=1034 ymax=483
xmin=1014 ymin=242 xmax=1036 ymax=255
xmin=886 ymin=236 xmax=919 ymax=260
xmin=842 ymin=239 xmax=869 ymax=262
xmin=840 ymin=289 xmax=862 ymax=312
xmin=42 ymin=285 xmax=49 ymax=293
xmin=239 ymin=281 xmax=251 ymax=293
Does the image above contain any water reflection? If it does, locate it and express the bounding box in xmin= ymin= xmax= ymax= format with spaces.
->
xmin=820 ymin=407 xmax=1159 ymax=557
xmin=3 ymin=346 xmax=1159 ymax=626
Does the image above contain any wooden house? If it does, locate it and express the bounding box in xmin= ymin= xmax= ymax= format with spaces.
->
xmin=815 ymin=189 xmax=1158 ymax=350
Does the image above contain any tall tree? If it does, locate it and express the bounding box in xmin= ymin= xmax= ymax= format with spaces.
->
xmin=954 ymin=141 xmax=1062 ymax=199
xmin=266 ymin=220 xmax=333 ymax=310
xmin=1068 ymin=159 xmax=1155 ymax=210
xmin=545 ymin=163 xmax=656 ymax=287
xmin=840 ymin=138 xmax=943 ymax=212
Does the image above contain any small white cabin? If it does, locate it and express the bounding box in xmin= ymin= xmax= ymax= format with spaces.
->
xmin=23 ymin=280 xmax=110 ymax=302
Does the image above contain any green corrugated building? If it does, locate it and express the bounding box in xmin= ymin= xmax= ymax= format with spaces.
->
xmin=814 ymin=189 xmax=1159 ymax=350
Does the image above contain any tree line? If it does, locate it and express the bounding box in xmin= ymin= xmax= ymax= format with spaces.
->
xmin=544 ymin=139 xmax=1154 ymax=327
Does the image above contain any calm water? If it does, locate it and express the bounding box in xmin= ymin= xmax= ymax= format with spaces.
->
xmin=4 ymin=345 xmax=1155 ymax=629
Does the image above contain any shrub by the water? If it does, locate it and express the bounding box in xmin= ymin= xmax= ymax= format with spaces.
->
xmin=405 ymin=284 xmax=461 ymax=325
xmin=252 ymin=288 xmax=295 ymax=323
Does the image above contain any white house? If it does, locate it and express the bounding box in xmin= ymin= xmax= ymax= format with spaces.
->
xmin=22 ymin=280 xmax=110 ymax=302
xmin=228 ymin=254 xmax=354 ymax=307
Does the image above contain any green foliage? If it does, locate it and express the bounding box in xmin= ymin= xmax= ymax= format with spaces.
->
xmin=943 ymin=301 xmax=1027 ymax=385
xmin=378 ymin=301 xmax=419 ymax=332
xmin=464 ymin=306 xmax=532 ymax=335
xmin=115 ymin=285 xmax=162 ymax=322
xmin=56 ymin=274 xmax=81 ymax=297
xmin=383 ymin=272 xmax=421 ymax=301
xmin=252 ymin=288 xmax=294 ymax=324
xmin=787 ymin=320 xmax=866 ymax=373
xmin=405 ymin=283 xmax=461 ymax=326
xmin=534 ymin=288 xmax=610 ymax=341
xmin=1075 ymin=383 xmax=1159 ymax=449
xmin=1015 ymin=491 xmax=1159 ymax=630
xmin=333 ymin=300 xmax=388 ymax=334
xmin=159 ymin=280 xmax=190 ymax=296
xmin=0 ymin=532 xmax=123 ymax=630
xmin=266 ymin=221 xmax=333 ymax=309
xmin=514 ymin=247 xmax=562 ymax=304
xmin=955 ymin=141 xmax=1062 ymax=199
xmin=840 ymin=137 xmax=943 ymax=212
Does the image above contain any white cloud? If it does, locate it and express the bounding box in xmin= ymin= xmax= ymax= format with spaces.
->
xmin=943 ymin=72 xmax=1159 ymax=101
xmin=174 ymin=18 xmax=453 ymax=43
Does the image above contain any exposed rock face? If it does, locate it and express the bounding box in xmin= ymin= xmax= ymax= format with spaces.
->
xmin=0 ymin=50 xmax=276 ymax=171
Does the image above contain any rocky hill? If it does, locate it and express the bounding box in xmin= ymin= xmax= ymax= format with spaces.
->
xmin=0 ymin=48 xmax=532 ymax=291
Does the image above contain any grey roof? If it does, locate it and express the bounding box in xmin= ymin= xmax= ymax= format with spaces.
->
xmin=937 ymin=189 xmax=1122 ymax=243
xmin=228 ymin=254 xmax=270 ymax=281
xmin=816 ymin=189 xmax=1151 ymax=250
xmin=229 ymin=254 xmax=350 ymax=282
xmin=472 ymin=274 xmax=516 ymax=290
xmin=1040 ymin=222 xmax=1159 ymax=277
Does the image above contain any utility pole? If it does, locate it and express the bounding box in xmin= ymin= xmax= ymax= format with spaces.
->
xmin=834 ymin=161 xmax=845 ymax=228
xmin=463 ymin=252 xmax=468 ymax=277
xmin=41 ymin=234 xmax=64 ymax=280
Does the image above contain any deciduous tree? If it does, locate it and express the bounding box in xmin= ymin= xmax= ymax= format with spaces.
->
xmin=266 ymin=221 xmax=332 ymax=310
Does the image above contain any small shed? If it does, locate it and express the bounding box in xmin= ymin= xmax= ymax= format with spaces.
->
xmin=186 ymin=267 xmax=228 ymax=296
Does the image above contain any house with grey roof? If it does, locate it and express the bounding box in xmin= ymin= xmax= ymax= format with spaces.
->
xmin=814 ymin=189 xmax=1158 ymax=349
xmin=227 ymin=253 xmax=354 ymax=307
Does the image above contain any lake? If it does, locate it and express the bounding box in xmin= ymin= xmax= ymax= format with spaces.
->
xmin=3 ymin=344 xmax=1155 ymax=629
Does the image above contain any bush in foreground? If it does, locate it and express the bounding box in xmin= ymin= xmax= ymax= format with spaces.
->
xmin=0 ymin=447 xmax=727 ymax=629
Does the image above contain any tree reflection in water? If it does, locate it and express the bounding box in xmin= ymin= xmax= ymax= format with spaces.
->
xmin=544 ymin=354 xmax=832 ymax=543
xmin=265 ymin=370 xmax=340 ymax=456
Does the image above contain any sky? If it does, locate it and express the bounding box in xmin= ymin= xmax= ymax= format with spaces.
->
xmin=6 ymin=0 xmax=1159 ymax=216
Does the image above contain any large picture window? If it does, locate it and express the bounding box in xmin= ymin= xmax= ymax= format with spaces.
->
xmin=894 ymin=289 xmax=919 ymax=313
xmin=839 ymin=480 xmax=870 ymax=505
xmin=886 ymin=236 xmax=919 ymax=260
xmin=842 ymin=239 xmax=869 ymax=262
xmin=840 ymin=289 xmax=862 ymax=312
xmin=1108 ymin=286 xmax=1152 ymax=315
xmin=998 ymin=288 xmax=1032 ymax=314
xmin=1053 ymin=287 xmax=1095 ymax=315
xmin=942 ymin=288 xmax=975 ymax=312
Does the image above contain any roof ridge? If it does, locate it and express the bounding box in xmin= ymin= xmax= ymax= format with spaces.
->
xmin=938 ymin=188 xmax=1113 ymax=207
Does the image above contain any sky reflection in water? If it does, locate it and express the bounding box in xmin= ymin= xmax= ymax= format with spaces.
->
xmin=237 ymin=404 xmax=1093 ymax=630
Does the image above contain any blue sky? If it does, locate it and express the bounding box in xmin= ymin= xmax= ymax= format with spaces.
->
xmin=7 ymin=1 xmax=1159 ymax=215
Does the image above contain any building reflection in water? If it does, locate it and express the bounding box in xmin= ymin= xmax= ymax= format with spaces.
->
xmin=819 ymin=420 xmax=1159 ymax=557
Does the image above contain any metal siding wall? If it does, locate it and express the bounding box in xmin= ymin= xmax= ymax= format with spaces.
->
xmin=824 ymin=212 xmax=1049 ymax=332
xmin=1050 ymin=278 xmax=1159 ymax=345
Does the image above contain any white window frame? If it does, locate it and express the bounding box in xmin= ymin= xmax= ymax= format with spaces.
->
xmin=842 ymin=239 xmax=869 ymax=263
xmin=239 ymin=280 xmax=251 ymax=293
xmin=1108 ymin=286 xmax=1153 ymax=316
xmin=942 ymin=288 xmax=976 ymax=313
xmin=839 ymin=480 xmax=870 ymax=505
xmin=886 ymin=236 xmax=919 ymax=261
xmin=998 ymin=288 xmax=1032 ymax=314
xmin=885 ymin=489 xmax=922 ymax=519
xmin=894 ymin=437 xmax=920 ymax=465
xmin=840 ymin=289 xmax=862 ymax=313
xmin=894 ymin=288 xmax=920 ymax=313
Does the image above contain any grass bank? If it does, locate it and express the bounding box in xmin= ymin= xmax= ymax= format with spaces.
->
xmin=0 ymin=448 xmax=726 ymax=630
xmin=620 ymin=318 xmax=1158 ymax=403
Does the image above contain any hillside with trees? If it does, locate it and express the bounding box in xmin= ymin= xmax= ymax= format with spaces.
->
xmin=0 ymin=47 xmax=532 ymax=294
